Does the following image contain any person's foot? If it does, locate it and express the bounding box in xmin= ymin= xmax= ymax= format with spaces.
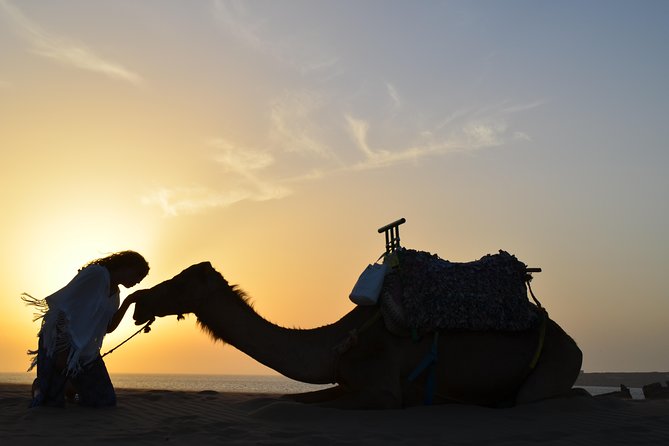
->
xmin=65 ymin=381 xmax=78 ymax=403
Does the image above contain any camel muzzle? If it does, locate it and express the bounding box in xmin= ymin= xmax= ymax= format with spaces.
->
xmin=131 ymin=289 xmax=160 ymax=325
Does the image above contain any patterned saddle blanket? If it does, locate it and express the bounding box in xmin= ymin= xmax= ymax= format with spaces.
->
xmin=379 ymin=249 xmax=541 ymax=335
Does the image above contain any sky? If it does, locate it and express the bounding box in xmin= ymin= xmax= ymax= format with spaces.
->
xmin=1 ymin=0 xmax=668 ymax=376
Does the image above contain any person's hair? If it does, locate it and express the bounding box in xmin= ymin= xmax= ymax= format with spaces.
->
xmin=80 ymin=250 xmax=149 ymax=277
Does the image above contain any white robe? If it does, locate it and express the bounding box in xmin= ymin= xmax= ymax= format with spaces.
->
xmin=33 ymin=265 xmax=119 ymax=374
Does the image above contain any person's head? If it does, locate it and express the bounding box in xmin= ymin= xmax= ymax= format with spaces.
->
xmin=83 ymin=251 xmax=150 ymax=288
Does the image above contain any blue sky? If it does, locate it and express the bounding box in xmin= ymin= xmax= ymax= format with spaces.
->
xmin=1 ymin=1 xmax=668 ymax=374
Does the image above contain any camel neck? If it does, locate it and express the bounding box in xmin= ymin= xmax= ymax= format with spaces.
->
xmin=194 ymin=292 xmax=376 ymax=384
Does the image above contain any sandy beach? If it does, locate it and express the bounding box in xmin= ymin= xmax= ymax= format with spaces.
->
xmin=2 ymin=375 xmax=668 ymax=445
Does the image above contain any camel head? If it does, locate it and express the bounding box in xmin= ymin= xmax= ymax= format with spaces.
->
xmin=131 ymin=261 xmax=229 ymax=324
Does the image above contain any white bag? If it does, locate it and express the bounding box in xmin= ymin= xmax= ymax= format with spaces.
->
xmin=349 ymin=262 xmax=387 ymax=306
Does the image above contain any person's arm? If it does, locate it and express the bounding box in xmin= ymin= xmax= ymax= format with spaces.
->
xmin=107 ymin=294 xmax=137 ymax=333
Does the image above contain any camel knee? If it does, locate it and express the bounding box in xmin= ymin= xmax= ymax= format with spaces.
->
xmin=516 ymin=343 xmax=582 ymax=405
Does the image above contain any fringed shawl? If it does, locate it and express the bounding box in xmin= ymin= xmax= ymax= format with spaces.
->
xmin=24 ymin=265 xmax=119 ymax=375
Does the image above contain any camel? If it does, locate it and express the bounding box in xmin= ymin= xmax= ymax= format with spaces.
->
xmin=130 ymin=262 xmax=583 ymax=409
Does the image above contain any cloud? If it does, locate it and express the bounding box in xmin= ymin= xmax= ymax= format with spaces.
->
xmin=299 ymin=55 xmax=341 ymax=77
xmin=144 ymin=105 xmax=530 ymax=215
xmin=142 ymin=96 xmax=535 ymax=216
xmin=345 ymin=113 xmax=515 ymax=171
xmin=210 ymin=138 xmax=275 ymax=172
xmin=143 ymin=181 xmax=290 ymax=217
xmin=501 ymin=100 xmax=544 ymax=114
xmin=385 ymin=82 xmax=401 ymax=111
xmin=346 ymin=115 xmax=380 ymax=161
xmin=269 ymin=90 xmax=334 ymax=158
xmin=212 ymin=0 xmax=341 ymax=78
xmin=141 ymin=186 xmax=251 ymax=216
xmin=0 ymin=0 xmax=142 ymax=84
xmin=462 ymin=121 xmax=507 ymax=148
xmin=143 ymin=139 xmax=291 ymax=216
xmin=211 ymin=0 xmax=266 ymax=54
xmin=209 ymin=139 xmax=292 ymax=201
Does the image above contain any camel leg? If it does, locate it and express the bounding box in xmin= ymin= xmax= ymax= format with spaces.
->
xmin=515 ymin=320 xmax=583 ymax=404
xmin=322 ymin=340 xmax=403 ymax=409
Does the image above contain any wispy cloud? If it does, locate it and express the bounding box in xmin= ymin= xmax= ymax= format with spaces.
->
xmin=461 ymin=121 xmax=507 ymax=149
xmin=211 ymin=0 xmax=341 ymax=78
xmin=209 ymin=138 xmax=291 ymax=200
xmin=211 ymin=0 xmax=266 ymax=54
xmin=144 ymin=99 xmax=534 ymax=216
xmin=345 ymin=110 xmax=517 ymax=171
xmin=269 ymin=90 xmax=333 ymax=158
xmin=141 ymin=186 xmax=252 ymax=217
xmin=143 ymin=139 xmax=291 ymax=216
xmin=385 ymin=82 xmax=401 ymax=111
xmin=299 ymin=55 xmax=341 ymax=77
xmin=346 ymin=115 xmax=381 ymax=161
xmin=501 ymin=100 xmax=544 ymax=114
xmin=146 ymin=1 xmax=540 ymax=216
xmin=513 ymin=131 xmax=532 ymax=141
xmin=0 ymin=0 xmax=142 ymax=84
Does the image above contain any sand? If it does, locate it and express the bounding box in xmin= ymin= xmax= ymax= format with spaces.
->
xmin=1 ymin=380 xmax=668 ymax=445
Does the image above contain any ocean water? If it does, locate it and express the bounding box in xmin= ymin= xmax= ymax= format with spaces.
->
xmin=0 ymin=372 xmax=333 ymax=394
xmin=0 ymin=372 xmax=644 ymax=399
xmin=110 ymin=373 xmax=334 ymax=394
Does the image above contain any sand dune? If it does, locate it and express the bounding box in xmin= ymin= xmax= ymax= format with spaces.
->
xmin=1 ymin=382 xmax=668 ymax=445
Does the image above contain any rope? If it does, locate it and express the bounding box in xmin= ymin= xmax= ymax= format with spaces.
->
xmin=526 ymin=277 xmax=543 ymax=308
xmin=524 ymin=276 xmax=547 ymax=369
xmin=528 ymin=310 xmax=547 ymax=370
xmin=99 ymin=318 xmax=154 ymax=360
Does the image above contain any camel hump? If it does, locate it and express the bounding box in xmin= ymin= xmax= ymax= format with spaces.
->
xmin=379 ymin=249 xmax=541 ymax=335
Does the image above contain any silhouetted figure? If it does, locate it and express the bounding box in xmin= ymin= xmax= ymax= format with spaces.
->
xmin=23 ymin=251 xmax=149 ymax=407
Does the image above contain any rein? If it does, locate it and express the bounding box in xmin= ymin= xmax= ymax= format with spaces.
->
xmin=99 ymin=318 xmax=154 ymax=361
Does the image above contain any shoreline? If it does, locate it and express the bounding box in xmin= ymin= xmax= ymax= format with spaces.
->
xmin=3 ymin=371 xmax=668 ymax=389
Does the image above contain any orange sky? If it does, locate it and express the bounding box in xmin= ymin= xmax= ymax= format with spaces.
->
xmin=1 ymin=1 xmax=668 ymax=375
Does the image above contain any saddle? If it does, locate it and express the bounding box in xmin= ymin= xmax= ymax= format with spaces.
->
xmin=379 ymin=249 xmax=541 ymax=336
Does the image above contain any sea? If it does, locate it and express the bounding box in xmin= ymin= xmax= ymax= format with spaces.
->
xmin=0 ymin=372 xmax=645 ymax=399
xmin=0 ymin=372 xmax=332 ymax=395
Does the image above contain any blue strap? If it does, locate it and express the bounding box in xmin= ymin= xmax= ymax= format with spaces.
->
xmin=407 ymin=332 xmax=439 ymax=405
xmin=425 ymin=360 xmax=436 ymax=405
